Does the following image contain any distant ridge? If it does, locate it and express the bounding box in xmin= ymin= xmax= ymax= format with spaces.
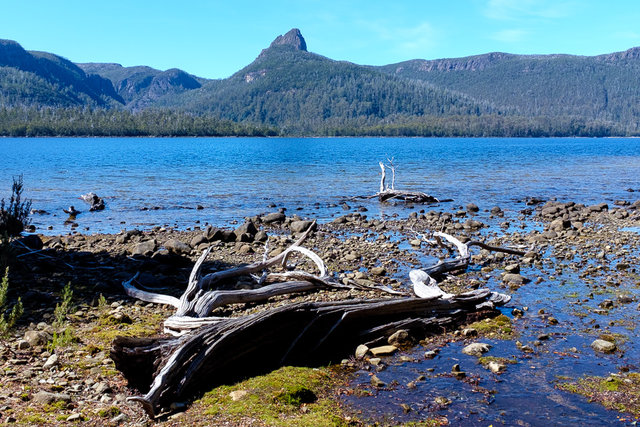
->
xmin=2 ymin=29 xmax=640 ymax=136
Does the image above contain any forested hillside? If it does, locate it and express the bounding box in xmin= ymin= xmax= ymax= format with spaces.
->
xmin=2 ymin=29 xmax=640 ymax=136
xmin=379 ymin=49 xmax=640 ymax=133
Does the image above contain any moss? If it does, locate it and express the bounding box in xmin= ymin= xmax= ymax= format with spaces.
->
xmin=20 ymin=414 xmax=46 ymax=424
xmin=557 ymin=372 xmax=640 ymax=416
xmin=186 ymin=366 xmax=353 ymax=426
xmin=477 ymin=356 xmax=517 ymax=366
xmin=466 ymin=314 xmax=514 ymax=339
xmin=97 ymin=406 xmax=121 ymax=417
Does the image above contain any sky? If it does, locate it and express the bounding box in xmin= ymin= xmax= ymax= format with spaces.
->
xmin=2 ymin=0 xmax=640 ymax=79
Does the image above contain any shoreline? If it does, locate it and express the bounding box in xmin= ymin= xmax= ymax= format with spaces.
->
xmin=2 ymin=200 xmax=640 ymax=424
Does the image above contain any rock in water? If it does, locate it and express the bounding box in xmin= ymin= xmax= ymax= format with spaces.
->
xmin=591 ymin=339 xmax=616 ymax=353
xmin=80 ymin=192 xmax=105 ymax=211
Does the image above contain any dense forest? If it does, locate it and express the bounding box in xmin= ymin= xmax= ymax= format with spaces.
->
xmin=2 ymin=29 xmax=640 ymax=137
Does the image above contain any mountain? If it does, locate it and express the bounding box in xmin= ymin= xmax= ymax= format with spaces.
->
xmin=378 ymin=48 xmax=640 ymax=126
xmin=2 ymin=29 xmax=640 ymax=136
xmin=0 ymin=39 xmax=123 ymax=108
xmin=77 ymin=63 xmax=205 ymax=111
xmin=156 ymin=29 xmax=497 ymax=133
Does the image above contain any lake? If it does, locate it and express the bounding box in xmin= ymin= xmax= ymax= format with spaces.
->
xmin=1 ymin=137 xmax=639 ymax=234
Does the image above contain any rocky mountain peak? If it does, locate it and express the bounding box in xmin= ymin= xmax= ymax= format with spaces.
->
xmin=269 ymin=28 xmax=307 ymax=52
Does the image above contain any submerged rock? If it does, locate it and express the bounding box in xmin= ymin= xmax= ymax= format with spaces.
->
xmin=591 ymin=339 xmax=616 ymax=353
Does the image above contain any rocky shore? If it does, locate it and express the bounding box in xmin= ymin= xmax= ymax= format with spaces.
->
xmin=1 ymin=198 xmax=639 ymax=424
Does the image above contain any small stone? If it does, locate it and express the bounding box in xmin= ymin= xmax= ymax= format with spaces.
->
xmin=435 ymin=396 xmax=451 ymax=406
xmin=355 ymin=344 xmax=369 ymax=359
xmin=424 ymin=350 xmax=438 ymax=359
xmin=488 ymin=361 xmax=506 ymax=373
xmin=66 ymin=413 xmax=82 ymax=422
xmin=461 ymin=328 xmax=477 ymax=337
xmin=369 ymin=357 xmax=382 ymax=366
xmin=93 ymin=382 xmax=112 ymax=394
xmin=462 ymin=343 xmax=491 ymax=357
xmin=400 ymin=403 xmax=412 ymax=413
xmin=110 ymin=414 xmax=127 ymax=424
xmin=503 ymin=273 xmax=529 ymax=285
xmin=17 ymin=340 xmax=30 ymax=350
xmin=370 ymin=375 xmax=386 ymax=387
xmin=409 ymin=239 xmax=422 ymax=247
xmin=591 ymin=339 xmax=616 ymax=353
xmin=229 ymin=390 xmax=248 ymax=401
xmin=43 ymin=354 xmax=59 ymax=369
xmin=466 ymin=203 xmax=479 ymax=212
xmin=505 ymin=264 xmax=520 ymax=274
xmin=370 ymin=345 xmax=397 ymax=357
xmin=370 ymin=267 xmax=386 ymax=276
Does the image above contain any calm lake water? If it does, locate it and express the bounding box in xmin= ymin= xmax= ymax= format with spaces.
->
xmin=1 ymin=137 xmax=639 ymax=235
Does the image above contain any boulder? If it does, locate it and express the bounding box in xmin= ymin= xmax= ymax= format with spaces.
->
xmin=388 ymin=330 xmax=412 ymax=347
xmin=355 ymin=344 xmax=369 ymax=359
xmin=591 ymin=339 xmax=616 ymax=353
xmin=23 ymin=330 xmax=50 ymax=347
xmin=190 ymin=234 xmax=208 ymax=248
xmin=462 ymin=342 xmax=491 ymax=357
xmin=130 ymin=239 xmax=157 ymax=256
xmin=503 ymin=273 xmax=530 ymax=285
xmin=289 ymin=220 xmax=315 ymax=234
xmin=466 ymin=203 xmax=479 ymax=212
xmin=164 ymin=239 xmax=191 ymax=255
xmin=234 ymin=221 xmax=258 ymax=238
xmin=261 ymin=212 xmax=286 ymax=224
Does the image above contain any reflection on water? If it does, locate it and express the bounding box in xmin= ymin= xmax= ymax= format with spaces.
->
xmin=0 ymin=137 xmax=639 ymax=234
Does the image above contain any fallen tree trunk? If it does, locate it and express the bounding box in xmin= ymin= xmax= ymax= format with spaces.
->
xmin=112 ymin=289 xmax=504 ymax=418
xmin=112 ymin=222 xmax=518 ymax=418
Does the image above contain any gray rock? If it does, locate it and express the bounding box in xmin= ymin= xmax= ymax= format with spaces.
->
xmin=254 ymin=230 xmax=268 ymax=242
xmin=190 ymin=234 xmax=208 ymax=248
xmin=488 ymin=361 xmax=506 ymax=373
xmin=93 ymin=382 xmax=112 ymax=394
xmin=388 ymin=330 xmax=412 ymax=347
xmin=23 ymin=330 xmax=49 ymax=347
xmin=355 ymin=344 xmax=369 ymax=359
xmin=462 ymin=342 xmax=491 ymax=357
xmin=130 ymin=239 xmax=157 ymax=256
xmin=289 ymin=220 xmax=315 ymax=234
xmin=43 ymin=353 xmax=59 ymax=369
xmin=370 ymin=267 xmax=386 ymax=276
xmin=503 ymin=273 xmax=530 ymax=285
xmin=164 ymin=239 xmax=191 ymax=255
xmin=234 ymin=221 xmax=258 ymax=237
xmin=370 ymin=375 xmax=386 ymax=387
xmin=66 ymin=413 xmax=82 ymax=422
xmin=261 ymin=212 xmax=286 ymax=223
xmin=33 ymin=391 xmax=71 ymax=405
xmin=591 ymin=339 xmax=616 ymax=353
xmin=370 ymin=345 xmax=397 ymax=357
xmin=466 ymin=203 xmax=479 ymax=212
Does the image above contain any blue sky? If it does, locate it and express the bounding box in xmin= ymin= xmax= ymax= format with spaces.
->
xmin=2 ymin=0 xmax=640 ymax=79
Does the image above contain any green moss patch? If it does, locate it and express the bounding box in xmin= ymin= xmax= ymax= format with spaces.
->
xmin=183 ymin=366 xmax=353 ymax=426
xmin=466 ymin=314 xmax=514 ymax=339
xmin=557 ymin=372 xmax=640 ymax=417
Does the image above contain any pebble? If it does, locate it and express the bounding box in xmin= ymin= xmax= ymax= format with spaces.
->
xmin=369 ymin=345 xmax=397 ymax=357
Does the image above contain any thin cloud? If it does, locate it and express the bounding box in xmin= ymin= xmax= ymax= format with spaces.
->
xmin=485 ymin=0 xmax=574 ymax=20
xmin=361 ymin=20 xmax=438 ymax=56
xmin=491 ymin=28 xmax=528 ymax=43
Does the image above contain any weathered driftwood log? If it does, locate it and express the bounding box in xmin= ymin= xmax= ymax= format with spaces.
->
xmin=113 ymin=223 xmax=519 ymax=418
xmin=352 ymin=161 xmax=440 ymax=204
xmin=111 ymin=289 xmax=505 ymax=418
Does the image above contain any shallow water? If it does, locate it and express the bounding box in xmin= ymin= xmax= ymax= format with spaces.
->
xmin=1 ymin=137 xmax=639 ymax=235
xmin=1 ymin=137 xmax=640 ymax=423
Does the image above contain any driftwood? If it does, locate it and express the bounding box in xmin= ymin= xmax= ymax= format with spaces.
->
xmin=112 ymin=222 xmax=517 ymax=418
xmin=353 ymin=160 xmax=440 ymax=204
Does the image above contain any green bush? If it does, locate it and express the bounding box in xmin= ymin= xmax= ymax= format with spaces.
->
xmin=0 ymin=175 xmax=31 ymax=238
xmin=0 ymin=267 xmax=23 ymax=335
